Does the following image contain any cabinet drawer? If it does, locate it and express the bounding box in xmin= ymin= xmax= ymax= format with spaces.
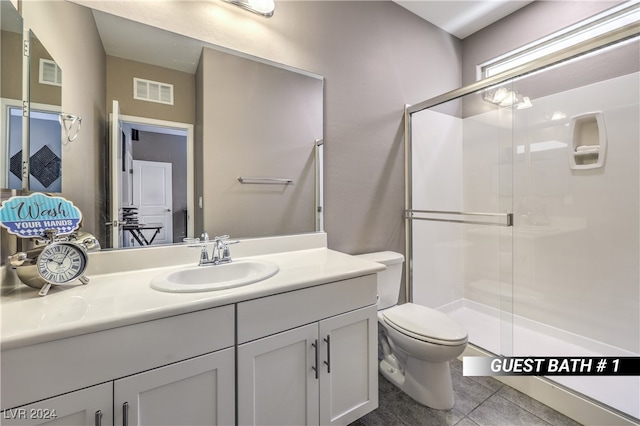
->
xmin=237 ymin=274 xmax=377 ymax=344
xmin=2 ymin=305 xmax=234 ymax=410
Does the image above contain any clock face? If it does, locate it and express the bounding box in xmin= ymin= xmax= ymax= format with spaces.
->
xmin=36 ymin=242 xmax=88 ymax=284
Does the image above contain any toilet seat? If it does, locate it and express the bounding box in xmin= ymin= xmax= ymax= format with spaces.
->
xmin=381 ymin=303 xmax=468 ymax=346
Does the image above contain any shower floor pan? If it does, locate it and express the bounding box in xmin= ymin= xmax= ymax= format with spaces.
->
xmin=441 ymin=299 xmax=639 ymax=420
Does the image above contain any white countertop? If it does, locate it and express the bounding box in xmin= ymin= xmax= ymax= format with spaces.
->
xmin=1 ymin=247 xmax=384 ymax=351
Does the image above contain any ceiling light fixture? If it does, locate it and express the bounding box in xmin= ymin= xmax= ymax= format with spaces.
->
xmin=223 ymin=0 xmax=275 ymax=17
xmin=483 ymin=87 xmax=533 ymax=109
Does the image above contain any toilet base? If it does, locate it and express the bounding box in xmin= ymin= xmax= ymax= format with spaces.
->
xmin=379 ymin=356 xmax=455 ymax=410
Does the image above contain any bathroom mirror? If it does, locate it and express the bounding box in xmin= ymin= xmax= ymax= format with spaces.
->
xmin=27 ymin=30 xmax=62 ymax=192
xmin=1 ymin=0 xmax=24 ymax=189
xmin=1 ymin=23 xmax=63 ymax=192
xmin=17 ymin=4 xmax=323 ymax=250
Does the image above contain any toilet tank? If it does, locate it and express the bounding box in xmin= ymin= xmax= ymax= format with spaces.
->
xmin=355 ymin=251 xmax=404 ymax=310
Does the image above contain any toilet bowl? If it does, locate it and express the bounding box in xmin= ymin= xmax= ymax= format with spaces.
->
xmin=378 ymin=303 xmax=467 ymax=409
xmin=356 ymin=251 xmax=468 ymax=410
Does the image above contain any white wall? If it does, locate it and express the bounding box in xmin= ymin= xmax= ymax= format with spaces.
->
xmin=411 ymin=54 xmax=639 ymax=354
xmin=509 ymin=71 xmax=640 ymax=352
xmin=414 ymin=72 xmax=640 ymax=354
xmin=410 ymin=109 xmax=464 ymax=308
xmin=411 ymin=106 xmax=512 ymax=311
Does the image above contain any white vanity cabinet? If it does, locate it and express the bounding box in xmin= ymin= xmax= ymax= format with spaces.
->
xmin=0 ymin=382 xmax=112 ymax=426
xmin=2 ymin=248 xmax=382 ymax=426
xmin=1 ymin=305 xmax=236 ymax=426
xmin=236 ymin=275 xmax=379 ymax=426
xmin=318 ymin=306 xmax=377 ymax=425
xmin=1 ymin=349 xmax=235 ymax=426
xmin=114 ymin=349 xmax=235 ymax=426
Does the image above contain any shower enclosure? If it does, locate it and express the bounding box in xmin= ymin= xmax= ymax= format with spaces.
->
xmin=404 ymin=16 xmax=639 ymax=422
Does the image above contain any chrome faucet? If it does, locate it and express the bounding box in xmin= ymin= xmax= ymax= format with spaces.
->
xmin=194 ymin=233 xmax=239 ymax=266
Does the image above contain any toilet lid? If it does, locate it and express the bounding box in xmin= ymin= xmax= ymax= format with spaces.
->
xmin=382 ymin=303 xmax=468 ymax=344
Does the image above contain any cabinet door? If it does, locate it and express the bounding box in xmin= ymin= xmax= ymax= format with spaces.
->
xmin=319 ymin=306 xmax=378 ymax=426
xmin=114 ymin=348 xmax=234 ymax=426
xmin=238 ymin=323 xmax=320 ymax=426
xmin=0 ymin=382 xmax=112 ymax=426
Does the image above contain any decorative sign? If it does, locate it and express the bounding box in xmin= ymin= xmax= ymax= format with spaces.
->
xmin=0 ymin=193 xmax=82 ymax=238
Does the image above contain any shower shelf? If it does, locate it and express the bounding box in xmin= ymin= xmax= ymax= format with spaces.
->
xmin=569 ymin=112 xmax=607 ymax=170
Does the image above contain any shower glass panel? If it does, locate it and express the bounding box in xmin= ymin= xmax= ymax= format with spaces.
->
xmin=407 ymin=32 xmax=639 ymax=421
xmin=510 ymin=37 xmax=640 ymax=419
xmin=408 ymin=88 xmax=514 ymax=357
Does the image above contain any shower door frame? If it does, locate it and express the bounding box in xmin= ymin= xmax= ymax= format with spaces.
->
xmin=403 ymin=19 xmax=640 ymax=425
xmin=403 ymin=20 xmax=640 ymax=305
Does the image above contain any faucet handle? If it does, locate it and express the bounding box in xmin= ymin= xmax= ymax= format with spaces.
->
xmin=221 ymin=239 xmax=240 ymax=259
xmin=200 ymin=246 xmax=210 ymax=263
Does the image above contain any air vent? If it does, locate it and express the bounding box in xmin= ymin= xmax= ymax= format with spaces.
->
xmin=133 ymin=77 xmax=174 ymax=105
xmin=39 ymin=59 xmax=62 ymax=86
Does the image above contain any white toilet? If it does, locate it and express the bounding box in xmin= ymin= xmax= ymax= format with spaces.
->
xmin=356 ymin=251 xmax=468 ymax=410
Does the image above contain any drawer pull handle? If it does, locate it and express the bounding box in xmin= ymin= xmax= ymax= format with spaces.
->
xmin=311 ymin=339 xmax=319 ymax=379
xmin=123 ymin=402 xmax=129 ymax=426
xmin=95 ymin=410 xmax=102 ymax=426
xmin=324 ymin=335 xmax=331 ymax=373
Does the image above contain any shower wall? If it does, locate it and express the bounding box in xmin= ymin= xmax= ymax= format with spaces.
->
xmin=410 ymin=41 xmax=640 ymax=419
xmin=411 ymin=109 xmax=464 ymax=309
xmin=412 ymin=71 xmax=639 ymax=353
xmin=412 ymin=104 xmax=511 ymax=313
xmin=509 ymin=71 xmax=640 ymax=352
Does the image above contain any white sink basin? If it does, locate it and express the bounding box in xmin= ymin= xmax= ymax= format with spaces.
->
xmin=150 ymin=260 xmax=279 ymax=293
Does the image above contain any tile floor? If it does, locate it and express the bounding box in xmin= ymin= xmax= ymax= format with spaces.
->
xmin=350 ymin=359 xmax=583 ymax=426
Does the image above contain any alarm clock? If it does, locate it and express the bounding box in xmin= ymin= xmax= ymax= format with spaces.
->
xmin=12 ymin=241 xmax=90 ymax=296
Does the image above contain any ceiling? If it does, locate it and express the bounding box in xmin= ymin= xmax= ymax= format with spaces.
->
xmin=92 ymin=1 xmax=536 ymax=75
xmin=392 ymin=0 xmax=534 ymax=39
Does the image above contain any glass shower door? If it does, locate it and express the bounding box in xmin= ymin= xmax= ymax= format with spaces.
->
xmin=407 ymin=86 xmax=515 ymax=356
xmin=510 ymin=37 xmax=640 ymax=419
xmin=407 ymin=25 xmax=640 ymax=422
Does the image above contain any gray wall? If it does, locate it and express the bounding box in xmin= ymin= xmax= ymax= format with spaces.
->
xmin=106 ymin=56 xmax=195 ymax=124
xmin=1 ymin=30 xmax=23 ymax=100
xmin=17 ymin=0 xmax=622 ymax=257
xmin=132 ymin=131 xmax=188 ymax=242
xmin=196 ymin=47 xmax=322 ymax=239
xmin=21 ymin=0 xmax=106 ymax=239
xmin=78 ymin=0 xmax=463 ymax=262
